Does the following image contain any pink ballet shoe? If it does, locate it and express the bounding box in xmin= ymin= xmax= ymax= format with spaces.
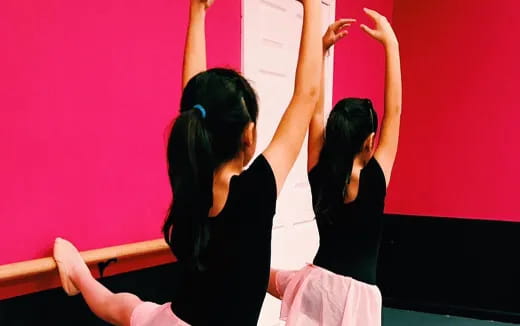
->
xmin=53 ymin=237 xmax=83 ymax=296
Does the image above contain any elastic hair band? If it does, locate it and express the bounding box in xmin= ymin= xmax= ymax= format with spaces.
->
xmin=193 ymin=104 xmax=206 ymax=119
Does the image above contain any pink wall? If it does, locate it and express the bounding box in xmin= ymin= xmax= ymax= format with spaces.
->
xmin=0 ymin=0 xmax=241 ymax=265
xmin=3 ymin=0 xmax=518 ymax=269
xmin=332 ymin=0 xmax=395 ymax=123
xmin=385 ymin=0 xmax=520 ymax=221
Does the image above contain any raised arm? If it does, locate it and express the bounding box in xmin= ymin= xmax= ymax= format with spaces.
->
xmin=307 ymin=19 xmax=355 ymax=172
xmin=262 ymin=0 xmax=322 ymax=193
xmin=182 ymin=0 xmax=214 ymax=88
xmin=361 ymin=8 xmax=402 ymax=186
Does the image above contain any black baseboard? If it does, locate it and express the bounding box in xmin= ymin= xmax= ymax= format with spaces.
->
xmin=377 ymin=214 xmax=520 ymax=323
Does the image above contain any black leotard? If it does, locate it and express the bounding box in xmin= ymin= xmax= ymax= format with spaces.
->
xmin=308 ymin=157 xmax=386 ymax=284
xmin=171 ymin=155 xmax=277 ymax=325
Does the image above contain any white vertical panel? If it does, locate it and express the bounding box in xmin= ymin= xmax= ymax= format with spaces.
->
xmin=242 ymin=1 xmax=335 ymax=324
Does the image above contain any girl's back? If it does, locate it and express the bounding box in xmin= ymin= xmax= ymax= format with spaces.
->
xmin=310 ymin=157 xmax=386 ymax=284
xmin=171 ymin=155 xmax=276 ymax=325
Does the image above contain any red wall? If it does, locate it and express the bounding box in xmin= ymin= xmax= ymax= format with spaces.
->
xmin=3 ymin=0 xmax=518 ymax=269
xmin=0 ymin=0 xmax=241 ymax=265
xmin=332 ymin=0 xmax=395 ymax=126
xmin=385 ymin=0 xmax=520 ymax=221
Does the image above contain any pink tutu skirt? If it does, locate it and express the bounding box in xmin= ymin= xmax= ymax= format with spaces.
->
xmin=131 ymin=302 xmax=189 ymax=326
xmin=276 ymin=264 xmax=382 ymax=326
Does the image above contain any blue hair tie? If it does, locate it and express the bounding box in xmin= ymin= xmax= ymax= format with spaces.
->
xmin=193 ymin=104 xmax=206 ymax=119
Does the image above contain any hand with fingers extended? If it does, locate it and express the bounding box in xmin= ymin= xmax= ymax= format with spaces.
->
xmin=360 ymin=8 xmax=398 ymax=47
xmin=323 ymin=18 xmax=356 ymax=52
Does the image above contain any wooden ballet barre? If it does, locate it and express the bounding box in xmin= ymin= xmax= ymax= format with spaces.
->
xmin=0 ymin=239 xmax=174 ymax=299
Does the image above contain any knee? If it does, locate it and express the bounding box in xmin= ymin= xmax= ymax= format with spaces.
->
xmin=268 ymin=269 xmax=282 ymax=299
xmin=107 ymin=293 xmax=142 ymax=326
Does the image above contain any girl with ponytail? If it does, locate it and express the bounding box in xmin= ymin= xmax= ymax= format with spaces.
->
xmin=53 ymin=0 xmax=324 ymax=325
xmin=268 ymin=8 xmax=402 ymax=326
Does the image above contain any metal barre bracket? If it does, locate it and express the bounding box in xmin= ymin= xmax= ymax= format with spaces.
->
xmin=97 ymin=258 xmax=117 ymax=278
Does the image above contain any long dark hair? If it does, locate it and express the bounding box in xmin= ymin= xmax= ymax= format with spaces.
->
xmin=163 ymin=68 xmax=258 ymax=270
xmin=313 ymin=98 xmax=378 ymax=223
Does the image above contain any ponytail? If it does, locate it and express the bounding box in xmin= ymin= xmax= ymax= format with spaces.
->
xmin=163 ymin=108 xmax=214 ymax=271
xmin=313 ymin=98 xmax=377 ymax=224
xmin=314 ymin=111 xmax=355 ymax=223
xmin=163 ymin=68 xmax=259 ymax=271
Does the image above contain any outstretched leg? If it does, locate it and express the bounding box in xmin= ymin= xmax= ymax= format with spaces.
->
xmin=54 ymin=237 xmax=142 ymax=326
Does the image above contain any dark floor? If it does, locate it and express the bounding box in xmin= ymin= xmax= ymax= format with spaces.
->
xmin=383 ymin=308 xmax=519 ymax=326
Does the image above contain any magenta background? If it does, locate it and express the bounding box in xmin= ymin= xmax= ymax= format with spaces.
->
xmin=1 ymin=0 xmax=519 ymax=267
xmin=0 ymin=0 xmax=241 ymax=265
xmin=384 ymin=0 xmax=520 ymax=220
xmin=332 ymin=0 xmax=395 ymax=119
